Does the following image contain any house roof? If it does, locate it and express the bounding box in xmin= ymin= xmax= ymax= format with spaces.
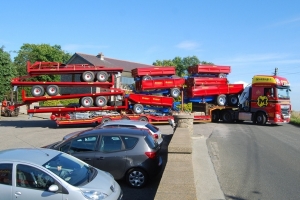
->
xmin=67 ymin=52 xmax=154 ymax=72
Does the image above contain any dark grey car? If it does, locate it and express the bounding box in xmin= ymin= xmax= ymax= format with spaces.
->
xmin=44 ymin=127 xmax=162 ymax=188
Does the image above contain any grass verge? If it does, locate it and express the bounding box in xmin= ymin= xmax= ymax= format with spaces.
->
xmin=290 ymin=111 xmax=300 ymax=126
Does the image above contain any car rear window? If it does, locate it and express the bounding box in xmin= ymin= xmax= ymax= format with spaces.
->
xmin=121 ymin=136 xmax=139 ymax=149
xmin=144 ymin=134 xmax=158 ymax=149
xmin=145 ymin=123 xmax=159 ymax=133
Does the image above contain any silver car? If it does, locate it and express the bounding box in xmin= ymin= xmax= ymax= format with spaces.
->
xmin=97 ymin=120 xmax=163 ymax=146
xmin=0 ymin=148 xmax=122 ymax=200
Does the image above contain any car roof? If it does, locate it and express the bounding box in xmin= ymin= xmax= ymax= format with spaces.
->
xmin=0 ymin=148 xmax=61 ymax=165
xmin=101 ymin=120 xmax=148 ymax=126
xmin=75 ymin=127 xmax=149 ymax=138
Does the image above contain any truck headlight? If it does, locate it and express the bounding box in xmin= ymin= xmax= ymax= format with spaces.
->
xmin=81 ymin=190 xmax=108 ymax=200
xmin=276 ymin=114 xmax=281 ymax=119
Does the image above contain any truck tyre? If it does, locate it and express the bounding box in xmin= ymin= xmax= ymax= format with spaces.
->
xmin=82 ymin=71 xmax=95 ymax=82
xmin=81 ymin=97 xmax=94 ymax=107
xmin=222 ymin=110 xmax=233 ymax=123
xmin=96 ymin=71 xmax=109 ymax=82
xmin=216 ymin=95 xmax=226 ymax=106
xmin=170 ymin=88 xmax=181 ymax=98
xmin=256 ymin=112 xmax=267 ymax=125
xmin=46 ymin=85 xmax=59 ymax=96
xmin=227 ymin=94 xmax=238 ymax=106
xmin=139 ymin=116 xmax=149 ymax=122
xmin=142 ymin=75 xmax=152 ymax=80
xmin=211 ymin=110 xmax=220 ymax=122
xmin=95 ymin=96 xmax=107 ymax=107
xmin=31 ymin=85 xmax=45 ymax=97
xmin=133 ymin=104 xmax=144 ymax=114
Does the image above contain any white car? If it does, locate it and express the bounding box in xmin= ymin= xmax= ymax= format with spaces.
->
xmin=0 ymin=148 xmax=122 ymax=200
xmin=98 ymin=120 xmax=163 ymax=146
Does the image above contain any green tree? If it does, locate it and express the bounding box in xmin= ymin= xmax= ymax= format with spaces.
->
xmin=153 ymin=55 xmax=213 ymax=77
xmin=13 ymin=44 xmax=72 ymax=96
xmin=0 ymin=46 xmax=17 ymax=101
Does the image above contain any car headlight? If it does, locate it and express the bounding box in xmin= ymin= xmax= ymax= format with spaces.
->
xmin=81 ymin=190 xmax=108 ymax=200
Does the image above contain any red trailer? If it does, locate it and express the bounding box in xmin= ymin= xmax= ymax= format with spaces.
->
xmin=135 ymin=78 xmax=185 ymax=98
xmin=185 ymin=77 xmax=228 ymax=86
xmin=188 ymin=65 xmax=231 ymax=77
xmin=132 ymin=67 xmax=176 ymax=80
xmin=187 ymin=84 xmax=244 ymax=98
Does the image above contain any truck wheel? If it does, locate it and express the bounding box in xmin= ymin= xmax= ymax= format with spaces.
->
xmin=133 ymin=104 xmax=144 ymax=114
xmin=142 ymin=75 xmax=152 ymax=80
xmin=81 ymin=97 xmax=94 ymax=107
xmin=139 ymin=116 xmax=149 ymax=122
xmin=170 ymin=88 xmax=181 ymax=98
xmin=96 ymin=71 xmax=109 ymax=82
xmin=256 ymin=112 xmax=267 ymax=125
xmin=227 ymin=95 xmax=238 ymax=106
xmin=216 ymin=95 xmax=226 ymax=106
xmin=222 ymin=110 xmax=233 ymax=123
xmin=211 ymin=110 xmax=220 ymax=122
xmin=82 ymin=71 xmax=95 ymax=82
xmin=31 ymin=85 xmax=45 ymax=97
xmin=46 ymin=85 xmax=59 ymax=96
xmin=95 ymin=96 xmax=107 ymax=107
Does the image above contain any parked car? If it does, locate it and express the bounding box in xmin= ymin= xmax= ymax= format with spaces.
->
xmin=63 ymin=120 xmax=163 ymax=146
xmin=44 ymin=127 xmax=163 ymax=188
xmin=0 ymin=148 xmax=122 ymax=200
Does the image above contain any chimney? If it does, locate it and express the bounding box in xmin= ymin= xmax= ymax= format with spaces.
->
xmin=97 ymin=52 xmax=104 ymax=60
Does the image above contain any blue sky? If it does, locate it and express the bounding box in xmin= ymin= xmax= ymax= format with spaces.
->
xmin=1 ymin=0 xmax=300 ymax=110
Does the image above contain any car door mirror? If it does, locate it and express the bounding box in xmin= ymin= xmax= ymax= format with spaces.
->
xmin=48 ymin=184 xmax=59 ymax=192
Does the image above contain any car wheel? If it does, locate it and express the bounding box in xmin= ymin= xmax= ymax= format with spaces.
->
xmin=126 ymin=168 xmax=148 ymax=188
xmin=31 ymin=85 xmax=45 ymax=97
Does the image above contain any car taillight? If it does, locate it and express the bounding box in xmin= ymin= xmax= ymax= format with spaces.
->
xmin=153 ymin=134 xmax=158 ymax=139
xmin=145 ymin=152 xmax=157 ymax=159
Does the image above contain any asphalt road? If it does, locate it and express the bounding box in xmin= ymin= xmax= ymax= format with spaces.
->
xmin=0 ymin=114 xmax=174 ymax=200
xmin=207 ymin=122 xmax=300 ymax=200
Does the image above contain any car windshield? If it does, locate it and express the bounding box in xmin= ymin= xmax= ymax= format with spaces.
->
xmin=276 ymin=86 xmax=290 ymax=99
xmin=145 ymin=123 xmax=159 ymax=133
xmin=42 ymin=153 xmax=94 ymax=186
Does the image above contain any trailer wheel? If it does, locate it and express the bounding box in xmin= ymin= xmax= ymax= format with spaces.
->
xmin=218 ymin=73 xmax=227 ymax=78
xmin=170 ymin=88 xmax=181 ymax=98
xmin=139 ymin=116 xmax=149 ymax=122
xmin=142 ymin=75 xmax=152 ymax=80
xmin=256 ymin=112 xmax=267 ymax=125
xmin=101 ymin=117 xmax=111 ymax=124
xmin=133 ymin=104 xmax=144 ymax=114
xmin=31 ymin=85 xmax=45 ymax=97
xmin=227 ymin=94 xmax=238 ymax=106
xmin=82 ymin=71 xmax=95 ymax=82
xmin=211 ymin=110 xmax=220 ymax=122
xmin=121 ymin=116 xmax=130 ymax=120
xmin=95 ymin=96 xmax=107 ymax=107
xmin=216 ymin=95 xmax=226 ymax=106
xmin=81 ymin=97 xmax=94 ymax=107
xmin=222 ymin=110 xmax=233 ymax=123
xmin=96 ymin=71 xmax=109 ymax=82
xmin=46 ymin=85 xmax=59 ymax=96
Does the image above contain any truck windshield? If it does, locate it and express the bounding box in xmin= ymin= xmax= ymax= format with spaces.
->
xmin=276 ymin=86 xmax=290 ymax=99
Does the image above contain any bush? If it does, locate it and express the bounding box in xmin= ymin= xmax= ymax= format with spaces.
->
xmin=41 ymin=98 xmax=79 ymax=106
xmin=290 ymin=111 xmax=300 ymax=125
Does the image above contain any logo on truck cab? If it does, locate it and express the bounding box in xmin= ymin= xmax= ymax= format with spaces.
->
xmin=257 ymin=96 xmax=268 ymax=107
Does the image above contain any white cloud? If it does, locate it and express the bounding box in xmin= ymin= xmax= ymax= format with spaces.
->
xmin=234 ymin=81 xmax=249 ymax=88
xmin=62 ymin=44 xmax=109 ymax=51
xmin=175 ymin=41 xmax=199 ymax=50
